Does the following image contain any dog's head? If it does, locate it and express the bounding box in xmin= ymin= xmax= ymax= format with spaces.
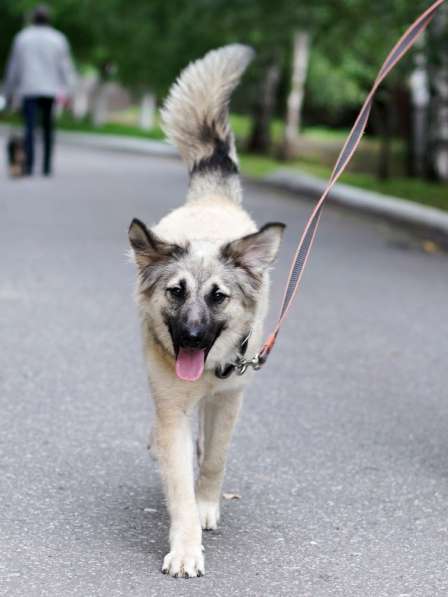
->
xmin=129 ymin=218 xmax=284 ymax=381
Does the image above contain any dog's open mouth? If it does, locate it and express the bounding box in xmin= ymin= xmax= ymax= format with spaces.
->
xmin=168 ymin=320 xmax=225 ymax=382
xmin=175 ymin=348 xmax=205 ymax=382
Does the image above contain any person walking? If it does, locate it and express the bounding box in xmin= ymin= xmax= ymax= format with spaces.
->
xmin=4 ymin=5 xmax=76 ymax=176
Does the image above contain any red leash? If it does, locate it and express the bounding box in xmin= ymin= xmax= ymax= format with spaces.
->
xmin=235 ymin=0 xmax=446 ymax=375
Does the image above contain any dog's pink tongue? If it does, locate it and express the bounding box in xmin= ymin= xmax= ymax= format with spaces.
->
xmin=176 ymin=348 xmax=205 ymax=382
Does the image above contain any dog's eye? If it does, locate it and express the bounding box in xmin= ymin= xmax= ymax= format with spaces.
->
xmin=210 ymin=289 xmax=227 ymax=304
xmin=167 ymin=286 xmax=185 ymax=299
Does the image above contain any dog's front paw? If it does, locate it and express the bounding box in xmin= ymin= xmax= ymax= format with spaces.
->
xmin=161 ymin=545 xmax=205 ymax=578
xmin=197 ymin=498 xmax=220 ymax=530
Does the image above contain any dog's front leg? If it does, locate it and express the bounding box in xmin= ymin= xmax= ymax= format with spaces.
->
xmin=196 ymin=390 xmax=243 ymax=530
xmin=155 ymin=404 xmax=204 ymax=578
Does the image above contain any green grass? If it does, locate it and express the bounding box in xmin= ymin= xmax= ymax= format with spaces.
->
xmin=232 ymin=116 xmax=356 ymax=144
xmin=338 ymin=171 xmax=448 ymax=211
xmin=230 ymin=114 xmax=252 ymax=140
xmin=231 ymin=116 xmax=351 ymax=145
xmin=302 ymin=126 xmax=350 ymax=141
xmin=231 ymin=114 xmax=285 ymax=145
xmin=2 ymin=111 xmax=445 ymax=212
xmin=239 ymin=154 xmax=280 ymax=177
xmin=57 ymin=114 xmax=165 ymax=140
xmin=239 ymin=156 xmax=448 ymax=212
xmin=0 ymin=112 xmax=165 ymax=140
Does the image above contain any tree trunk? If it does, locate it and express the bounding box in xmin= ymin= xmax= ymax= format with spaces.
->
xmin=372 ymin=92 xmax=393 ymax=181
xmin=408 ymin=49 xmax=430 ymax=177
xmin=91 ymin=62 xmax=113 ymax=127
xmin=428 ymin=3 xmax=448 ymax=181
xmin=139 ymin=92 xmax=156 ymax=131
xmin=282 ymin=31 xmax=310 ymax=160
xmin=72 ymin=73 xmax=97 ymax=121
xmin=378 ymin=105 xmax=392 ymax=181
xmin=247 ymin=60 xmax=281 ymax=154
xmin=92 ymin=82 xmax=109 ymax=127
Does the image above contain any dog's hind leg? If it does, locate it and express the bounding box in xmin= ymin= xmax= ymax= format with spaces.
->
xmin=195 ymin=390 xmax=243 ymax=530
xmin=154 ymin=403 xmax=204 ymax=578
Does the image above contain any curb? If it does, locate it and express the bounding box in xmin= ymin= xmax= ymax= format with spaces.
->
xmin=262 ymin=170 xmax=448 ymax=238
xmin=57 ymin=130 xmax=178 ymax=159
xmin=2 ymin=124 xmax=447 ymax=237
xmin=0 ymin=123 xmax=177 ymax=159
xmin=59 ymin=129 xmax=448 ymax=238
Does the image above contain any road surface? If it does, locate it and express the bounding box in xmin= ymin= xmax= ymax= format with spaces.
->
xmin=1 ymin=143 xmax=448 ymax=596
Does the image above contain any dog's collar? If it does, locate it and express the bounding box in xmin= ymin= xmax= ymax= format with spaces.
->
xmin=214 ymin=331 xmax=251 ymax=379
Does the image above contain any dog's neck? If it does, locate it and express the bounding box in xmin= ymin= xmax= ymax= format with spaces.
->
xmin=214 ymin=331 xmax=251 ymax=379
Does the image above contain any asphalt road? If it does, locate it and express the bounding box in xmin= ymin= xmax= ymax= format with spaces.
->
xmin=1 ymin=143 xmax=448 ymax=597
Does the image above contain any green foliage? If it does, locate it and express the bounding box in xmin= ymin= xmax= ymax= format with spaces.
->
xmin=306 ymin=51 xmax=365 ymax=115
xmin=2 ymin=105 xmax=445 ymax=209
xmin=1 ymin=0 xmax=438 ymax=108
xmin=305 ymin=0 xmax=432 ymax=112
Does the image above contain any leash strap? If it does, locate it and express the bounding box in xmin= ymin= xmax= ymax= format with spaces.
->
xmin=254 ymin=0 xmax=446 ymax=366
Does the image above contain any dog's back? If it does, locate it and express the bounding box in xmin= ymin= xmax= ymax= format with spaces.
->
xmin=161 ymin=44 xmax=254 ymax=204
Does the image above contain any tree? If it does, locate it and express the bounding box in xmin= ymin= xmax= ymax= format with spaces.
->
xmin=300 ymin=0 xmax=435 ymax=177
xmin=247 ymin=56 xmax=281 ymax=153
xmin=408 ymin=41 xmax=430 ymax=178
xmin=2 ymin=0 xmax=442 ymax=185
xmin=427 ymin=2 xmax=448 ymax=181
xmin=282 ymin=31 xmax=310 ymax=159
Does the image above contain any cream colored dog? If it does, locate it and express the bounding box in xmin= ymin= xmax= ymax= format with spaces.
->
xmin=128 ymin=45 xmax=285 ymax=578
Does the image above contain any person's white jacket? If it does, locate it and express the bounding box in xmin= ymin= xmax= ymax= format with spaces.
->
xmin=4 ymin=25 xmax=76 ymax=99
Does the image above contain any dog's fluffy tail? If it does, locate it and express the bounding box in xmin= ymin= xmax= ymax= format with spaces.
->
xmin=161 ymin=44 xmax=254 ymax=203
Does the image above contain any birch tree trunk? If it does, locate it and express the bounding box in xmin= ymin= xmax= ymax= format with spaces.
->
xmin=408 ymin=50 xmax=430 ymax=178
xmin=92 ymin=83 xmax=110 ymax=127
xmin=139 ymin=92 xmax=156 ymax=131
xmin=91 ymin=63 xmax=114 ymax=127
xmin=248 ymin=60 xmax=281 ymax=154
xmin=72 ymin=74 xmax=97 ymax=121
xmin=428 ymin=3 xmax=448 ymax=181
xmin=282 ymin=31 xmax=310 ymax=159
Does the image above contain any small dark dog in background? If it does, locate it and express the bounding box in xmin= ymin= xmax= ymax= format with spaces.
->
xmin=7 ymin=135 xmax=26 ymax=177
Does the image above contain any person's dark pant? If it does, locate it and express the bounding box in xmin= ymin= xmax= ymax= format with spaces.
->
xmin=22 ymin=96 xmax=55 ymax=176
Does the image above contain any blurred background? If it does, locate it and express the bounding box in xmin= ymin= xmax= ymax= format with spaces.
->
xmin=1 ymin=0 xmax=447 ymax=208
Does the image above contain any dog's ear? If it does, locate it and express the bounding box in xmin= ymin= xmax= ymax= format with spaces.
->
xmin=128 ymin=218 xmax=185 ymax=269
xmin=221 ymin=222 xmax=285 ymax=276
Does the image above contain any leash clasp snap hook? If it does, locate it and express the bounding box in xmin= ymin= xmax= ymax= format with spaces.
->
xmin=235 ymin=354 xmax=262 ymax=376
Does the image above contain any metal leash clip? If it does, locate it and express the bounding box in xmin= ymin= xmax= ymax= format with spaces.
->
xmin=234 ymin=354 xmax=263 ymax=376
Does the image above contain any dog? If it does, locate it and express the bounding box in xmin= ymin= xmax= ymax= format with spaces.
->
xmin=7 ymin=135 xmax=26 ymax=177
xmin=128 ymin=44 xmax=285 ymax=578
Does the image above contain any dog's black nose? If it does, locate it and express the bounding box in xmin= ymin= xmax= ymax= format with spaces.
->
xmin=179 ymin=323 xmax=207 ymax=348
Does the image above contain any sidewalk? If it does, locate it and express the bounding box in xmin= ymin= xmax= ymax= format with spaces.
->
xmin=58 ymin=130 xmax=177 ymax=159
xmin=263 ymin=170 xmax=448 ymax=238
xmin=2 ymin=124 xmax=447 ymax=237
